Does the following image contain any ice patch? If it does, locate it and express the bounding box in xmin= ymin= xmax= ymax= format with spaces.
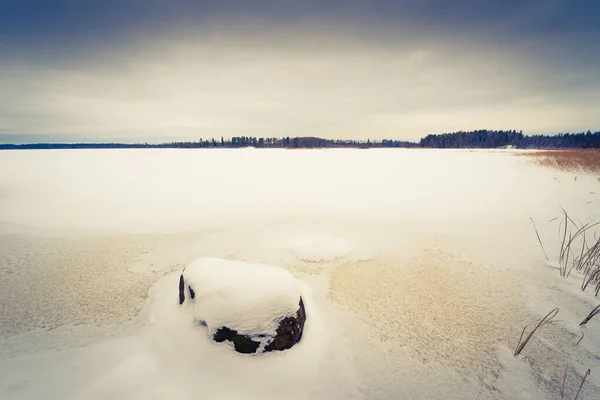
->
xmin=0 ymin=269 xmax=360 ymax=400
xmin=495 ymin=345 xmax=549 ymax=399
xmin=286 ymin=235 xmax=353 ymax=262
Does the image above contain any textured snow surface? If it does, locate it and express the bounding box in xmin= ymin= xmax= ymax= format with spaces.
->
xmin=1 ymin=149 xmax=599 ymax=399
xmin=285 ymin=236 xmax=353 ymax=262
xmin=182 ymin=258 xmax=302 ymax=335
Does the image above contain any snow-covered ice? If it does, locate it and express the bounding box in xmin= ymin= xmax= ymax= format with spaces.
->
xmin=0 ymin=148 xmax=599 ymax=399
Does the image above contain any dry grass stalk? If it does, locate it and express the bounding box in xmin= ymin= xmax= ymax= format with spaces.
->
xmin=561 ymin=366 xmax=568 ymax=399
xmin=514 ymin=308 xmax=559 ymax=356
xmin=580 ymin=239 xmax=600 ymax=293
xmin=559 ymin=210 xmax=571 ymax=277
xmin=580 ymin=304 xmax=600 ymax=326
xmin=552 ymin=208 xmax=600 ymax=289
xmin=574 ymin=369 xmax=591 ymax=400
xmin=562 ymin=367 xmax=592 ymax=400
xmin=530 ymin=217 xmax=549 ymax=261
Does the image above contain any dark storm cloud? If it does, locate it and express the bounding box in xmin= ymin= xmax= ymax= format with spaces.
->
xmin=2 ymin=1 xmax=599 ymax=43
xmin=1 ymin=1 xmax=596 ymax=70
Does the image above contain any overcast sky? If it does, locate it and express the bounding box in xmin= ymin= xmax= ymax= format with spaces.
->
xmin=1 ymin=0 xmax=599 ymax=143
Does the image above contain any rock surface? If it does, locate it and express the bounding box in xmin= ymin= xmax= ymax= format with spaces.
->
xmin=264 ymin=298 xmax=306 ymax=353
xmin=211 ymin=298 xmax=306 ymax=354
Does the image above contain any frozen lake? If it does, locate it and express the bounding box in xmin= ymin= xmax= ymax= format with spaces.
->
xmin=0 ymin=149 xmax=599 ymax=399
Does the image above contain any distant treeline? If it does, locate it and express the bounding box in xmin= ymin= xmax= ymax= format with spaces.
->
xmin=1 ymin=130 xmax=600 ymax=150
xmin=419 ymin=130 xmax=600 ymax=149
xmin=0 ymin=137 xmax=415 ymax=149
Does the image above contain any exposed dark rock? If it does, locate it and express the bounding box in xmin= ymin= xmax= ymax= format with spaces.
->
xmin=178 ymin=274 xmax=185 ymax=305
xmin=179 ymin=273 xmax=195 ymax=303
xmin=264 ymin=298 xmax=306 ymax=353
xmin=213 ymin=327 xmax=261 ymax=354
xmin=209 ymin=298 xmax=306 ymax=354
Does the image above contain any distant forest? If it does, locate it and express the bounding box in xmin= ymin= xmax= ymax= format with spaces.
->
xmin=1 ymin=130 xmax=600 ymax=150
xmin=418 ymin=130 xmax=600 ymax=149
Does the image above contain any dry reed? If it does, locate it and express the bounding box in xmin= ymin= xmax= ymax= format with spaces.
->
xmin=516 ymin=149 xmax=600 ymax=174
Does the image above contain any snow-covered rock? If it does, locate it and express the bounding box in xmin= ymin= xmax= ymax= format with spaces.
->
xmin=178 ymin=258 xmax=306 ymax=354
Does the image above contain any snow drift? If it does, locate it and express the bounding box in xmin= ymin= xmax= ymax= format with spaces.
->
xmin=179 ymin=258 xmax=306 ymax=354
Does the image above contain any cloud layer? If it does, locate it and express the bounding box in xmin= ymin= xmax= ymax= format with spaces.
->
xmin=1 ymin=1 xmax=599 ymax=142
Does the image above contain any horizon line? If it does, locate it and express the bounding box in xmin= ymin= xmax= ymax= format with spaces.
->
xmin=3 ymin=129 xmax=600 ymax=146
